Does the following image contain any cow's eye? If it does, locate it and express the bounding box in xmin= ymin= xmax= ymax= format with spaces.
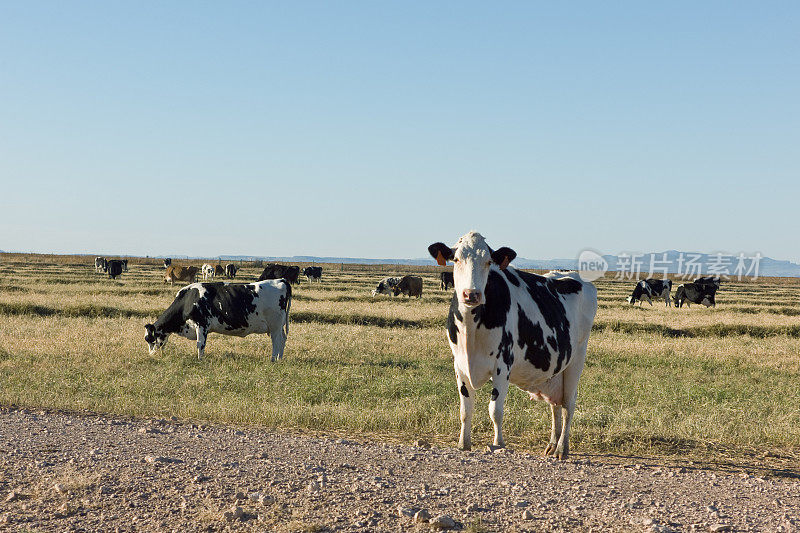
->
xmin=453 ymin=258 xmax=459 ymax=263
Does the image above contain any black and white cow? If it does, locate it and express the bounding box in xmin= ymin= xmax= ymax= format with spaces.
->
xmin=440 ymin=271 xmax=455 ymax=290
xmin=303 ymin=266 xmax=322 ymax=283
xmin=163 ymin=258 xmax=172 ymax=269
xmin=106 ymin=259 xmax=124 ymax=279
xmin=627 ymin=278 xmax=672 ymax=307
xmin=674 ymin=282 xmax=717 ymax=308
xmin=144 ymin=280 xmax=291 ymax=361
xmin=372 ymin=277 xmax=401 ymax=297
xmin=95 ymin=257 xmax=107 ymax=273
xmin=121 ymin=259 xmax=129 ymax=272
xmin=428 ymin=232 xmax=597 ymax=459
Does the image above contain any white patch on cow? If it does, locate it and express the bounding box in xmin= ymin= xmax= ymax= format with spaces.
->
xmin=452 ymin=231 xmax=492 ymax=307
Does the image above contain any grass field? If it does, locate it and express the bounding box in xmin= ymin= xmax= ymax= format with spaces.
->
xmin=1 ymin=254 xmax=799 ymax=465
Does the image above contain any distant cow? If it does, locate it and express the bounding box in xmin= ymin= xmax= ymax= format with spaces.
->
xmin=225 ymin=264 xmax=238 ymax=278
xmin=283 ymin=266 xmax=300 ymax=285
xmin=303 ymin=266 xmax=322 ymax=283
xmin=372 ymin=277 xmax=402 ymax=297
xmin=675 ymin=282 xmax=717 ymax=308
xmin=627 ymin=279 xmax=672 ymax=307
xmin=214 ymin=264 xmax=225 ymax=277
xmin=164 ymin=265 xmax=199 ymax=285
xmin=392 ymin=275 xmax=423 ymax=298
xmin=440 ymin=271 xmax=455 ymax=290
xmin=144 ymin=280 xmax=291 ymax=361
xmin=95 ymin=257 xmax=107 ymax=273
xmin=106 ymin=259 xmax=124 ymax=279
xmin=163 ymin=258 xmax=172 ymax=269
xmin=694 ymin=276 xmax=721 ymax=289
xmin=121 ymin=259 xmax=129 ymax=272
xmin=258 ymin=264 xmax=300 ymax=284
xmin=202 ymin=264 xmax=215 ymax=280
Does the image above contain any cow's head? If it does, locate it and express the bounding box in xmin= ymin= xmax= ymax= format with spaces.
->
xmin=428 ymin=231 xmax=515 ymax=307
xmin=144 ymin=323 xmax=168 ymax=354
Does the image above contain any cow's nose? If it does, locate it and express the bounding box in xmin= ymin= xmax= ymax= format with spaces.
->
xmin=462 ymin=289 xmax=481 ymax=304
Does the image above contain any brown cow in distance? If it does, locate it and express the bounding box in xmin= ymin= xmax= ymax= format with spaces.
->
xmin=392 ymin=275 xmax=423 ymax=298
xmin=164 ymin=266 xmax=199 ymax=285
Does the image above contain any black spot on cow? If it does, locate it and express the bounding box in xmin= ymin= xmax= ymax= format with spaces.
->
xmin=497 ymin=368 xmax=501 ymax=375
xmin=551 ymin=277 xmax=582 ymax=295
xmin=502 ymin=269 xmax=520 ymax=287
xmin=190 ymin=283 xmax=257 ymax=332
xmin=447 ymin=293 xmax=462 ymax=344
xmin=278 ymin=281 xmax=291 ymax=311
xmin=471 ymin=271 xmax=511 ymax=330
xmin=517 ymin=304 xmax=550 ymax=371
xmin=514 ymin=270 xmax=573 ymax=375
xmin=460 ymin=384 xmax=469 ymax=398
xmin=497 ymin=329 xmax=514 ymax=367
xmin=491 ymin=388 xmax=499 ymax=401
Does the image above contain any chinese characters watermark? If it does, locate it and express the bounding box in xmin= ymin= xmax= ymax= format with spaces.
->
xmin=577 ymin=250 xmax=762 ymax=282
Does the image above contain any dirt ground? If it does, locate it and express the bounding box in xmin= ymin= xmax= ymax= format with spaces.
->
xmin=0 ymin=408 xmax=797 ymax=532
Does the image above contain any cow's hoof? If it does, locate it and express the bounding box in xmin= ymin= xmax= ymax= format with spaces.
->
xmin=459 ymin=444 xmax=471 ymax=451
xmin=543 ymin=443 xmax=556 ymax=456
xmin=556 ymin=450 xmax=568 ymax=460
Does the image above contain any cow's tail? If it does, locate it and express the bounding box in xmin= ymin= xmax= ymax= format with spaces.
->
xmin=283 ymin=280 xmax=291 ymax=338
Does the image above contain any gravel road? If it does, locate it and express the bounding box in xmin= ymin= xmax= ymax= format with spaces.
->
xmin=0 ymin=408 xmax=797 ymax=532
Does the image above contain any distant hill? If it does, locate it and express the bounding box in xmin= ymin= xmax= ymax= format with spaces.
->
xmin=217 ymin=251 xmax=800 ymax=278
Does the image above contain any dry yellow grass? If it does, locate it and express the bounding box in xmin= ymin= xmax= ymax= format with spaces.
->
xmin=1 ymin=254 xmax=799 ymax=461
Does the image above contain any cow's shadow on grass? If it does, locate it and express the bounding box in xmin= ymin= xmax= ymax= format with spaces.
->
xmin=574 ymin=434 xmax=800 ymax=480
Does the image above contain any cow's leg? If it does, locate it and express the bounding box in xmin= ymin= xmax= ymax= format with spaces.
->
xmin=544 ymin=403 xmax=563 ymax=456
xmin=555 ymin=339 xmax=589 ymax=460
xmin=488 ymin=374 xmax=509 ymax=448
xmin=270 ymin=330 xmax=286 ymax=362
xmin=455 ymin=369 xmax=474 ymax=451
xmin=195 ymin=326 xmax=207 ymax=360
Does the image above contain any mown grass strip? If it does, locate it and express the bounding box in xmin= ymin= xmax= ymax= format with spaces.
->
xmin=292 ymin=311 xmax=445 ymax=329
xmin=595 ymin=320 xmax=800 ymax=338
xmin=0 ymin=302 xmax=155 ymax=319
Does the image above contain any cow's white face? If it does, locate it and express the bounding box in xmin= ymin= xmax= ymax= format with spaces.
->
xmin=428 ymin=231 xmax=516 ymax=308
xmin=144 ymin=323 xmax=168 ymax=354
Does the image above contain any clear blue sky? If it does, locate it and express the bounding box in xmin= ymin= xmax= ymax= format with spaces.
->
xmin=1 ymin=2 xmax=798 ymax=261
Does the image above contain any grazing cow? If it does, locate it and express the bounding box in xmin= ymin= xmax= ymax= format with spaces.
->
xmin=121 ymin=259 xmax=129 ymax=272
xmin=144 ymin=280 xmax=291 ymax=361
xmin=392 ymin=275 xmax=423 ymax=298
xmin=106 ymin=259 xmax=124 ymax=279
xmin=164 ymin=265 xmax=199 ymax=285
xmin=303 ymin=266 xmax=322 ymax=283
xmin=428 ymin=231 xmax=597 ymax=459
xmin=372 ymin=277 xmax=402 ymax=297
xmin=258 ymin=264 xmax=300 ymax=284
xmin=225 ymin=264 xmax=238 ymax=279
xmin=627 ymin=279 xmax=672 ymax=307
xmin=95 ymin=257 xmax=107 ymax=273
xmin=283 ymin=266 xmax=300 ymax=285
xmin=674 ymin=282 xmax=717 ymax=308
xmin=202 ymin=264 xmax=215 ymax=280
xmin=441 ymin=271 xmax=455 ymax=290
xmin=163 ymin=258 xmax=172 ymax=269
xmin=214 ymin=264 xmax=225 ymax=277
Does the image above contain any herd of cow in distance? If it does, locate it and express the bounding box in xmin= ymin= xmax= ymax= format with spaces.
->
xmin=90 ymin=232 xmax=725 ymax=458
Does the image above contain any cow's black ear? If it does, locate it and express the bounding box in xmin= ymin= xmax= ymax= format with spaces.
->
xmin=428 ymin=243 xmax=454 ymax=266
xmin=491 ymin=247 xmax=516 ymax=270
